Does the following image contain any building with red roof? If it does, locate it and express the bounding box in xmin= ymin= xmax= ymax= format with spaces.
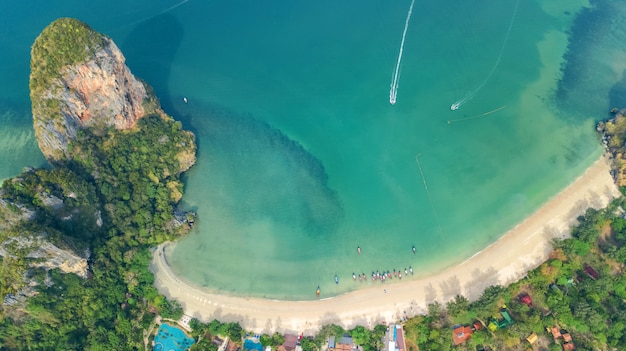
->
xmin=550 ymin=326 xmax=562 ymax=339
xmin=452 ymin=325 xmax=473 ymax=345
xmin=562 ymin=333 xmax=572 ymax=343
xmin=563 ymin=342 xmax=576 ymax=350
xmin=583 ymin=265 xmax=599 ymax=280
xmin=520 ymin=294 xmax=532 ymax=307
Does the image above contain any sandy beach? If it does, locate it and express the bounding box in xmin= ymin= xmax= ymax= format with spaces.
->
xmin=150 ymin=155 xmax=620 ymax=335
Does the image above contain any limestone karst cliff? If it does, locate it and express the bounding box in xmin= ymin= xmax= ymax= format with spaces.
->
xmin=30 ymin=18 xmax=161 ymax=162
xmin=0 ymin=18 xmax=197 ymax=300
xmin=0 ymin=168 xmax=101 ymax=286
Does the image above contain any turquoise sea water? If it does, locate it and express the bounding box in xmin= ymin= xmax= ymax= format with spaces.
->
xmin=1 ymin=0 xmax=626 ymax=300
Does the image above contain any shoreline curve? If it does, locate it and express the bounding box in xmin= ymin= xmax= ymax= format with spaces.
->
xmin=150 ymin=155 xmax=619 ymax=335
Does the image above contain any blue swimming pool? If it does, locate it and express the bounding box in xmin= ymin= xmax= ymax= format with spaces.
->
xmin=244 ymin=339 xmax=264 ymax=351
xmin=154 ymin=324 xmax=195 ymax=351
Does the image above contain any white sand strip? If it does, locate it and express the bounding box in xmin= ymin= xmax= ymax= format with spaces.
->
xmin=150 ymin=155 xmax=619 ymax=335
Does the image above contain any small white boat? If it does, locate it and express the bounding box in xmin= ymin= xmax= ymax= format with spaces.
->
xmin=450 ymin=102 xmax=460 ymax=110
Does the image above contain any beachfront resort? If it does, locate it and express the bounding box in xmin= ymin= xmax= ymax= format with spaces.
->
xmin=145 ymin=203 xmax=626 ymax=351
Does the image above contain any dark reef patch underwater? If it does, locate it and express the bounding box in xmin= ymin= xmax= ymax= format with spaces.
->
xmin=177 ymin=100 xmax=344 ymax=238
xmin=556 ymin=0 xmax=626 ymax=120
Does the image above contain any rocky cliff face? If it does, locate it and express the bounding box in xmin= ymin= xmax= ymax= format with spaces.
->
xmin=0 ymin=170 xmax=96 ymax=280
xmin=0 ymin=235 xmax=89 ymax=279
xmin=1 ymin=18 xmax=197 ymax=298
xmin=30 ymin=18 xmax=160 ymax=162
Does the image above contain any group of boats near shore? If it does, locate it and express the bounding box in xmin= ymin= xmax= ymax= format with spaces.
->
xmin=317 ymin=245 xmax=417 ymax=296
xmin=352 ymin=266 xmax=414 ymax=282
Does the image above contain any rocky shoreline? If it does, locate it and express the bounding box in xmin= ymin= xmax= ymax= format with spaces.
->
xmin=597 ymin=108 xmax=626 ymax=189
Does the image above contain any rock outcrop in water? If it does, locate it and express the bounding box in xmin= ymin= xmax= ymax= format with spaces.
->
xmin=0 ymin=18 xmax=197 ymax=302
xmin=598 ymin=109 xmax=626 ymax=186
xmin=29 ymin=18 xmax=161 ymax=162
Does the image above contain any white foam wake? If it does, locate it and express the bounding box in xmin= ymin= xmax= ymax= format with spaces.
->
xmin=389 ymin=0 xmax=416 ymax=105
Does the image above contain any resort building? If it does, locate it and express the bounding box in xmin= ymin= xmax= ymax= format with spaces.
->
xmin=328 ymin=336 xmax=336 ymax=350
xmin=387 ymin=324 xmax=406 ymax=351
xmin=519 ymin=294 xmax=533 ymax=307
xmin=548 ymin=326 xmax=576 ymax=350
xmin=526 ymin=332 xmax=538 ymax=345
xmin=451 ymin=321 xmax=483 ymax=346
xmin=583 ymin=265 xmax=600 ymax=280
xmin=550 ymin=326 xmax=562 ymax=340
xmin=278 ymin=334 xmax=299 ymax=351
xmin=452 ymin=325 xmax=473 ymax=346
xmin=328 ymin=334 xmax=356 ymax=351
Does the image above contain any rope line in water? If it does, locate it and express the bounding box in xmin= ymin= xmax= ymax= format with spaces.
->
xmin=415 ymin=154 xmax=444 ymax=237
xmin=450 ymin=0 xmax=520 ymax=110
xmin=447 ymin=105 xmax=507 ymax=124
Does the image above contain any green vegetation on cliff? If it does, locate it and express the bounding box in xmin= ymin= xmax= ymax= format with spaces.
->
xmin=2 ymin=168 xmax=103 ymax=242
xmin=29 ymin=18 xmax=108 ymax=161
xmin=0 ymin=113 xmax=192 ymax=350
xmin=69 ymin=114 xmax=196 ymax=246
xmin=29 ymin=18 xmax=105 ymax=97
xmin=0 ymin=16 xmax=197 ymax=350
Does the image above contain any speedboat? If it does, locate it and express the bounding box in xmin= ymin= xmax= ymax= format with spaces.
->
xmin=450 ymin=102 xmax=460 ymax=110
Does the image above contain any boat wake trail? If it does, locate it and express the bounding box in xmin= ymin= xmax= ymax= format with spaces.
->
xmin=389 ymin=0 xmax=416 ymax=105
xmin=450 ymin=0 xmax=519 ymax=111
xmin=159 ymin=0 xmax=190 ymax=15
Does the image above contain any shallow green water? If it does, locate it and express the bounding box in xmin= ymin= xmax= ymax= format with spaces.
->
xmin=1 ymin=0 xmax=624 ymax=300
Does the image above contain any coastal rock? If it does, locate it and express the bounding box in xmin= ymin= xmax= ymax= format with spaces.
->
xmin=0 ymin=182 xmax=92 ymax=281
xmin=30 ymin=18 xmax=160 ymax=162
xmin=597 ymin=112 xmax=626 ymax=186
xmin=0 ymin=198 xmax=36 ymax=231
xmin=0 ymin=235 xmax=89 ymax=279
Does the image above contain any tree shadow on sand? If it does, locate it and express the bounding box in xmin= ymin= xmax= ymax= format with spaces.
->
xmin=438 ymin=275 xmax=461 ymax=302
